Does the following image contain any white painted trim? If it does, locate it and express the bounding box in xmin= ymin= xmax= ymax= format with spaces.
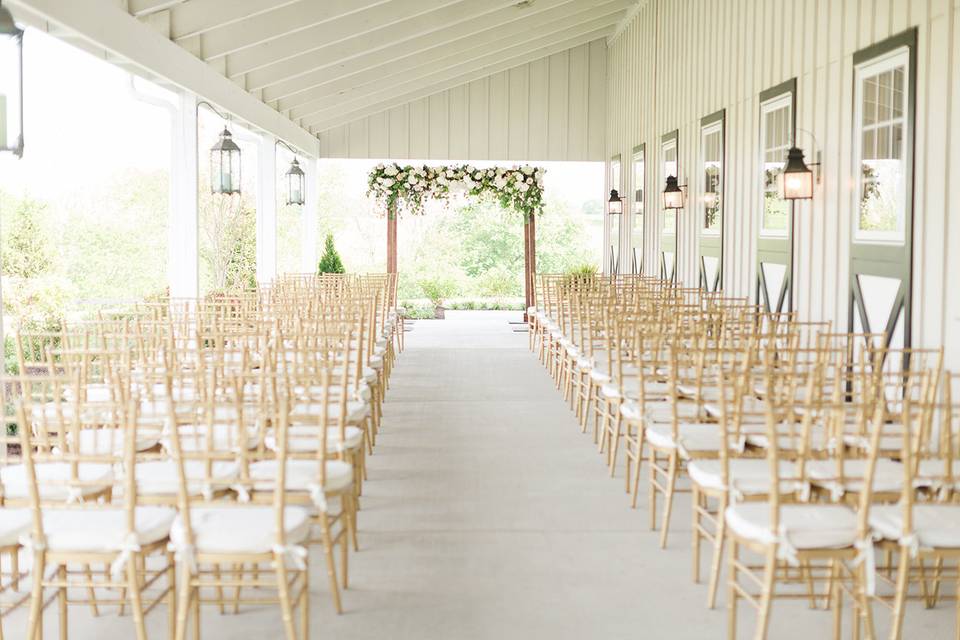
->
xmin=606 ymin=0 xmax=647 ymax=44
xmin=256 ymin=132 xmax=278 ymax=284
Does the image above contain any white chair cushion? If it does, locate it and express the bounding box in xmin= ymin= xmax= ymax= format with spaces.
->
xmin=1 ymin=463 xmax=113 ymax=501
xmin=267 ymin=425 xmax=363 ymax=454
xmin=72 ymin=427 xmax=161 ymax=455
xmin=135 ymin=460 xmax=240 ymax=497
xmin=170 ymin=506 xmax=311 ymax=555
xmin=248 ymin=459 xmax=353 ymax=494
xmin=162 ymin=425 xmax=260 ymax=452
xmin=589 ymin=369 xmax=612 ymax=384
xmin=35 ymin=506 xmax=175 ymax=552
xmin=291 ymin=400 xmax=368 ymax=424
xmin=644 ymin=402 xmax=706 ymax=425
xmin=688 ymin=459 xmax=796 ymax=496
xmin=869 ymin=504 xmax=960 ymax=548
xmin=645 ymin=423 xmax=725 ymax=456
xmin=806 ymin=459 xmax=907 ymax=497
xmin=0 ymin=508 xmax=32 ymax=546
xmin=725 ymin=502 xmax=858 ymax=550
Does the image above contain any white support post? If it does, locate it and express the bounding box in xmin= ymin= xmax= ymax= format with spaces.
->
xmin=170 ymin=91 xmax=199 ymax=299
xmin=256 ymin=132 xmax=277 ymax=284
xmin=300 ymin=156 xmax=318 ymax=273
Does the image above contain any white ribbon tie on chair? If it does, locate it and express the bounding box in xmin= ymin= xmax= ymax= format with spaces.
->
xmin=110 ymin=532 xmax=142 ymax=578
xmin=307 ymin=482 xmax=328 ymax=512
xmin=272 ymin=544 xmax=308 ymax=570
xmin=852 ymin=537 xmax=877 ymax=595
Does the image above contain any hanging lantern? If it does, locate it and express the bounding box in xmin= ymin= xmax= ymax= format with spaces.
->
xmin=780 ymin=146 xmax=815 ymax=200
xmin=210 ymin=127 xmax=241 ymax=195
xmin=662 ymin=175 xmax=686 ymax=210
xmin=285 ymin=157 xmax=305 ymax=206
xmin=608 ymin=189 xmax=623 ymax=215
xmin=0 ymin=2 xmax=24 ymax=157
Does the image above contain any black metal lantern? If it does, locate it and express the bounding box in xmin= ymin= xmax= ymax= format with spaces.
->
xmin=608 ymin=189 xmax=623 ymax=215
xmin=781 ymin=146 xmax=815 ymax=200
xmin=0 ymin=1 xmax=24 ymax=157
xmin=662 ymin=175 xmax=686 ymax=209
xmin=210 ymin=126 xmax=241 ymax=195
xmin=285 ymin=157 xmax=305 ymax=206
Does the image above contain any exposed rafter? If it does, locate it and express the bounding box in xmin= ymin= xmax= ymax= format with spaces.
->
xmin=607 ymin=0 xmax=647 ymax=43
xmin=308 ymin=28 xmax=611 ymax=134
xmin=286 ymin=10 xmax=623 ymax=123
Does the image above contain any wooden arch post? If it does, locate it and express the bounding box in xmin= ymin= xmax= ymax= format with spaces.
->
xmin=523 ymin=213 xmax=536 ymax=322
xmin=386 ymin=202 xmax=398 ymax=274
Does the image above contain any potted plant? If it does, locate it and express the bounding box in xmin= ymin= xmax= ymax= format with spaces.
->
xmin=317 ymin=234 xmax=346 ymax=274
xmin=418 ymin=277 xmax=458 ymax=319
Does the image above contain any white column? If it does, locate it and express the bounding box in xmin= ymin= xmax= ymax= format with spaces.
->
xmin=256 ymin=133 xmax=277 ymax=284
xmin=170 ymin=91 xmax=199 ymax=299
xmin=300 ymin=156 xmax=318 ymax=273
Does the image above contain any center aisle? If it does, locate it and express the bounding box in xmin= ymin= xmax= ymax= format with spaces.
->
xmin=319 ymin=310 xmax=716 ymax=638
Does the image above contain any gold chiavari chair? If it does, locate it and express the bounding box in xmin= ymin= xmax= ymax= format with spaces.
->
xmin=15 ymin=371 xmax=176 ymax=640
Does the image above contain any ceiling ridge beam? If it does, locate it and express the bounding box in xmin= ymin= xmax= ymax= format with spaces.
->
xmin=8 ymin=0 xmax=318 ymax=154
xmin=310 ymin=31 xmax=611 ymax=134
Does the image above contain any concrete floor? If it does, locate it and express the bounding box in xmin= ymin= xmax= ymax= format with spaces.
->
xmin=8 ymin=310 xmax=954 ymax=638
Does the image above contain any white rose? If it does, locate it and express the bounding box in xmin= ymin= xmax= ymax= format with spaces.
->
xmin=518 ymin=182 xmax=530 ymax=193
xmin=377 ymin=177 xmax=385 ymax=184
xmin=384 ymin=165 xmax=398 ymax=176
xmin=382 ymin=178 xmax=395 ymax=187
xmin=408 ymin=174 xmax=417 ymax=184
xmin=526 ymin=177 xmax=533 ymax=184
xmin=521 ymin=165 xmax=534 ymax=176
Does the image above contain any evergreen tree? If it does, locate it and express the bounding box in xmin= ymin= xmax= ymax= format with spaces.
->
xmin=317 ymin=233 xmax=346 ymax=274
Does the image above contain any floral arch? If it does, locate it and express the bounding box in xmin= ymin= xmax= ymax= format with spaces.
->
xmin=367 ymin=163 xmax=546 ymax=315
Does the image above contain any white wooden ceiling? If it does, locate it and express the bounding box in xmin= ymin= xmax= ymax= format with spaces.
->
xmin=9 ymin=0 xmax=640 ymax=155
xmin=130 ymin=0 xmax=636 ymax=135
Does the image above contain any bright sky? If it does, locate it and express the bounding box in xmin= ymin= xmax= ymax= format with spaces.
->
xmin=0 ymin=27 xmax=602 ymax=206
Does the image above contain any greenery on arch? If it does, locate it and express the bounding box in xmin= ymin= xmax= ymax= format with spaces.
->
xmin=367 ymin=163 xmax=546 ymax=220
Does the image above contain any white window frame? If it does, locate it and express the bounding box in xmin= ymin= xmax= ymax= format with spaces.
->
xmin=759 ymin=93 xmax=792 ymax=238
xmin=700 ymin=120 xmax=723 ymax=236
xmin=852 ymin=46 xmax=910 ymax=245
xmin=660 ymin=137 xmax=678 ymax=237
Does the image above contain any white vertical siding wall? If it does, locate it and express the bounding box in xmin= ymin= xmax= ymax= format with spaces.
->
xmin=606 ymin=0 xmax=960 ymax=368
xmin=317 ymin=40 xmax=607 ymax=162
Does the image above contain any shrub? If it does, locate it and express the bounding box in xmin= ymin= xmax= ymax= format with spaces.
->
xmin=418 ymin=276 xmax=458 ymax=308
xmin=317 ymin=234 xmax=346 ymax=274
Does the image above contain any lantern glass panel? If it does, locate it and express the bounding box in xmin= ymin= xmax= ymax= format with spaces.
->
xmin=782 ymin=169 xmax=813 ymax=200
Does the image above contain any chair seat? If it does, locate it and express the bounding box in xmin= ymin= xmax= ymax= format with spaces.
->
xmin=576 ymin=356 xmax=594 ymax=371
xmin=291 ymin=399 xmax=368 ymax=423
xmin=248 ymin=459 xmax=353 ymax=494
xmin=644 ymin=402 xmax=705 ymax=425
xmin=1 ymin=463 xmax=113 ymax=501
xmin=806 ymin=459 xmax=907 ymax=497
xmin=688 ymin=459 xmax=796 ymax=496
xmin=0 ymin=508 xmax=33 ymax=547
xmin=72 ymin=427 xmax=162 ymax=454
xmin=725 ymin=502 xmax=858 ymax=550
xmin=870 ymin=504 xmax=960 ymax=548
xmin=135 ymin=460 xmax=240 ymax=497
xmin=589 ymin=369 xmax=612 ymax=384
xmin=170 ymin=506 xmax=311 ymax=555
xmin=35 ymin=506 xmax=176 ymax=553
xmin=162 ymin=426 xmax=260 ymax=452
xmin=266 ymin=425 xmax=364 ymax=453
xmin=645 ymin=423 xmax=726 ymax=456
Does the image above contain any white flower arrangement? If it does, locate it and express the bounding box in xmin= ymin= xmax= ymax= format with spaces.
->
xmin=367 ymin=162 xmax=546 ymax=220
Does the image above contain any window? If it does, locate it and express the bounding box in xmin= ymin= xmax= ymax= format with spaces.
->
xmin=701 ymin=122 xmax=722 ymax=233
xmin=631 ymin=145 xmax=644 ymax=271
xmin=760 ymin=94 xmax=792 ymax=235
xmin=854 ymin=47 xmax=909 ymax=243
xmin=661 ymin=137 xmax=677 ymax=234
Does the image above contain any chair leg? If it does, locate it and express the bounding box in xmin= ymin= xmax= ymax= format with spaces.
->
xmin=319 ymin=516 xmax=343 ymax=614
xmin=27 ymin=551 xmax=45 ymax=640
xmin=166 ymin=553 xmax=177 ymax=640
xmin=607 ymin=411 xmax=623 ymax=477
xmin=58 ymin=565 xmax=67 ymax=640
xmin=274 ymin=554 xmax=298 ymax=640
xmin=659 ymin=452 xmax=679 ymax=549
xmin=692 ymin=488 xmax=702 ymax=584
xmin=630 ymin=431 xmax=645 ymax=509
xmin=831 ymin=560 xmax=843 ymax=640
xmin=889 ymin=549 xmax=911 ymax=640
xmin=127 ymin=555 xmax=148 ymax=640
xmin=174 ymin=567 xmax=193 ymax=640
xmin=753 ymin=548 xmax=778 ymax=640
xmin=707 ymin=495 xmax=728 ymax=609
xmin=299 ymin=570 xmax=310 ymax=640
xmin=727 ymin=540 xmax=738 ymax=640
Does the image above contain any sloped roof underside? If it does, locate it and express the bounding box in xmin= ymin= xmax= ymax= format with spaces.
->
xmin=9 ymin=0 xmax=635 ymax=158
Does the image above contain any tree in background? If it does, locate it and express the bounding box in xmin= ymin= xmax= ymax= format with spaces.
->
xmin=318 ymin=233 xmax=346 ymax=274
xmin=199 ymin=191 xmax=257 ymax=292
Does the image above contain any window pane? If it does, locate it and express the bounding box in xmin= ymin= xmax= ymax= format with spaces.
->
xmin=762 ymin=103 xmax=790 ymax=234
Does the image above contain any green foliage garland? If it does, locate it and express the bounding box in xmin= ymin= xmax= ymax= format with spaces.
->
xmin=366 ymin=163 xmax=546 ymax=221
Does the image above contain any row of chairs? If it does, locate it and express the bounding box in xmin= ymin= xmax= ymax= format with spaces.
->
xmin=529 ymin=273 xmax=958 ymax=640
xmin=0 ymin=273 xmax=402 ymax=640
